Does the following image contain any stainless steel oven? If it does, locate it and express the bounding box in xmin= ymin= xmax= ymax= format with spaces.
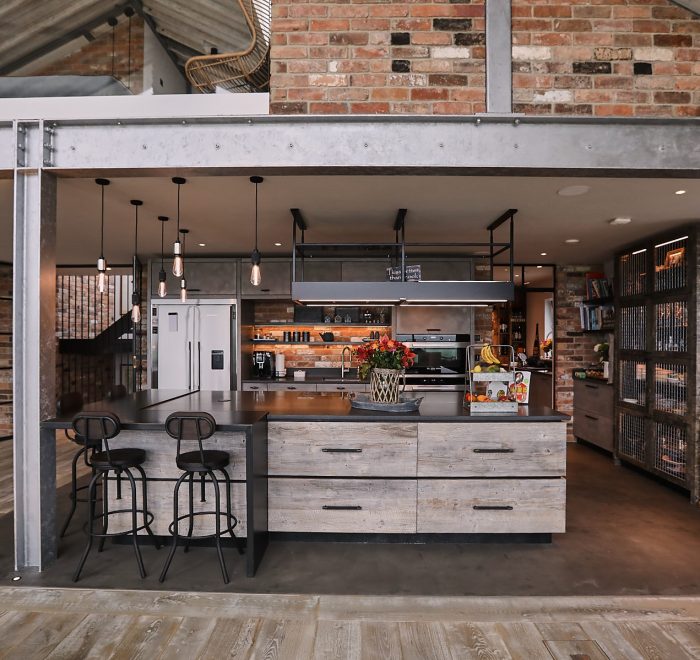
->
xmin=398 ymin=334 xmax=469 ymax=390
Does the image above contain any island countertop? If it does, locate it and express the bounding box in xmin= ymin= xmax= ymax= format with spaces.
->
xmin=43 ymin=390 xmax=569 ymax=430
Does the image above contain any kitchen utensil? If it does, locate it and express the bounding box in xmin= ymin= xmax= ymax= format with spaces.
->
xmin=319 ymin=332 xmax=334 ymax=342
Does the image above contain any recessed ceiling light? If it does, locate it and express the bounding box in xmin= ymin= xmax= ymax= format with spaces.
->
xmin=565 ymin=238 xmax=580 ymax=244
xmin=274 ymin=242 xmax=282 ymax=247
xmin=198 ymin=243 xmax=206 ymax=247
xmin=557 ymin=185 xmax=590 ymax=197
xmin=540 ymin=252 xmax=547 ymax=256
xmin=515 ymin=274 xmax=520 ymax=278
xmin=106 ymin=267 xmax=112 ymax=271
xmin=524 ymin=281 xmax=531 ymax=285
xmin=675 ymin=190 xmax=686 ymax=195
xmin=609 ymin=217 xmax=632 ymax=226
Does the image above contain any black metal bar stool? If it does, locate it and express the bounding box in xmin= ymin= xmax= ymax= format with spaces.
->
xmin=72 ymin=412 xmax=160 ymax=582
xmin=159 ymin=412 xmax=244 ymax=584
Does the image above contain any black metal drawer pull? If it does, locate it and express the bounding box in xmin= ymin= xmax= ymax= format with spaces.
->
xmin=585 ymin=384 xmax=598 ymax=389
xmin=473 ymin=505 xmax=513 ymax=511
xmin=322 ymin=505 xmax=362 ymax=511
xmin=584 ymin=414 xmax=599 ymax=421
xmin=473 ymin=448 xmax=515 ymax=454
xmin=322 ymin=448 xmax=363 ymax=453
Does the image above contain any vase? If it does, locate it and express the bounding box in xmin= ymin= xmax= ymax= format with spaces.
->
xmin=370 ymin=368 xmax=404 ymax=403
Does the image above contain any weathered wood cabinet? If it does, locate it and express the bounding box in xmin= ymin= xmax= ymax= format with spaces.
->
xmin=267 ymin=420 xmax=567 ymax=535
xmin=573 ymin=379 xmax=614 ymax=452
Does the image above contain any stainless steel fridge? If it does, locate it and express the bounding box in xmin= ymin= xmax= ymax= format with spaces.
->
xmin=149 ymin=299 xmax=237 ymax=391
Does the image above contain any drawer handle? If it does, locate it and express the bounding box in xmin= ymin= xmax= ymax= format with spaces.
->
xmin=322 ymin=448 xmax=363 ymax=453
xmin=287 ymin=386 xmax=297 ymax=390
xmin=250 ymin=386 xmax=259 ymax=390
xmin=473 ymin=448 xmax=514 ymax=454
xmin=473 ymin=505 xmax=513 ymax=511
xmin=322 ymin=505 xmax=362 ymax=511
xmin=585 ymin=384 xmax=598 ymax=389
xmin=336 ymin=386 xmax=346 ymax=390
xmin=584 ymin=414 xmax=598 ymax=421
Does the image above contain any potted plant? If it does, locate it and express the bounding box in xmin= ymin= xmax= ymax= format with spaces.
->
xmin=594 ymin=341 xmax=610 ymax=379
xmin=540 ymin=336 xmax=553 ymax=360
xmin=355 ymin=335 xmax=416 ymax=403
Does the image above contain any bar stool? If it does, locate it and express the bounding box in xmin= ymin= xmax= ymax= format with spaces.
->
xmin=72 ymin=412 xmax=160 ymax=582
xmin=159 ymin=412 xmax=244 ymax=584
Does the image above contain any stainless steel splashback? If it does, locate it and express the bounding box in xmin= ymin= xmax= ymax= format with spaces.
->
xmin=396 ymin=305 xmax=475 ymax=336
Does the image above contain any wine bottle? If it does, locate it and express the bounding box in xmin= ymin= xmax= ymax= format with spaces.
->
xmin=533 ymin=322 xmax=541 ymax=357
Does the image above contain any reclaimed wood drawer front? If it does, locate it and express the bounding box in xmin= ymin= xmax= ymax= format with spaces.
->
xmin=107 ymin=478 xmax=247 ymax=538
xmin=114 ymin=431 xmax=246 ymax=481
xmin=417 ymin=423 xmax=566 ymax=477
xmin=574 ymin=380 xmax=613 ymax=418
xmin=315 ymin=383 xmax=369 ymax=393
xmin=267 ymin=383 xmax=318 ymax=392
xmin=417 ymin=479 xmax=565 ymax=534
xmin=268 ymin=422 xmax=418 ymax=477
xmin=572 ymin=411 xmax=613 ymax=451
xmin=242 ymin=382 xmax=268 ymax=391
xmin=268 ymin=478 xmax=417 ymax=533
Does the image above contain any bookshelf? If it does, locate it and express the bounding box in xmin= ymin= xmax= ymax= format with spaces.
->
xmin=580 ymin=272 xmax=614 ymax=332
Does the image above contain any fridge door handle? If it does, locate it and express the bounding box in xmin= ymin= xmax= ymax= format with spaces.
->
xmin=197 ymin=341 xmax=201 ymax=391
xmin=188 ymin=341 xmax=192 ymax=390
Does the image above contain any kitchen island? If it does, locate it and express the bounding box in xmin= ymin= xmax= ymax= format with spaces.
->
xmin=44 ymin=390 xmax=569 ymax=575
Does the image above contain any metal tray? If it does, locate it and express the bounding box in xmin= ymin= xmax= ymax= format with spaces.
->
xmin=350 ymin=394 xmax=423 ymax=412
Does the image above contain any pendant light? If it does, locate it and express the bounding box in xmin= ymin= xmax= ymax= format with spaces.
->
xmin=172 ymin=177 xmax=186 ymax=277
xmin=157 ymin=216 xmax=169 ymax=298
xmin=130 ymin=199 xmax=143 ymax=323
xmin=95 ymin=178 xmax=110 ymax=294
xmin=179 ymin=228 xmax=189 ymax=302
xmin=250 ymin=176 xmax=263 ymax=286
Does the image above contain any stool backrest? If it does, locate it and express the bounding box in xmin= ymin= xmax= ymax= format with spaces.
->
xmin=164 ymin=412 xmax=216 ymax=465
xmin=72 ymin=412 xmax=121 ymax=460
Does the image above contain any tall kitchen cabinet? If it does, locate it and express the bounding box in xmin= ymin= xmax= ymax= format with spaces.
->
xmin=614 ymin=227 xmax=699 ymax=502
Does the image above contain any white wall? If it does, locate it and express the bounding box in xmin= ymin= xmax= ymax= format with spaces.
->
xmin=142 ymin=25 xmax=187 ymax=95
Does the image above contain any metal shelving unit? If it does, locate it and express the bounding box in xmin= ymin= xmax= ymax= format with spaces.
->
xmin=614 ymin=227 xmax=698 ymax=501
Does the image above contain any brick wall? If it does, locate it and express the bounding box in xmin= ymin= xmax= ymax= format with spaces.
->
xmin=555 ymin=265 xmax=607 ymax=438
xmin=512 ymin=1 xmax=700 ymax=117
xmin=0 ymin=265 xmax=11 ymax=439
xmin=33 ymin=17 xmax=145 ymax=94
xmin=270 ymin=0 xmax=485 ymax=114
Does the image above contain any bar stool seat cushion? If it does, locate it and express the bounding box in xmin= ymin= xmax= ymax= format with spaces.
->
xmin=90 ymin=448 xmax=146 ymax=469
xmin=177 ymin=450 xmax=230 ymax=472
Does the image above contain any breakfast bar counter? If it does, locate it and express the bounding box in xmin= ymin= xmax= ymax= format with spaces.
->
xmin=43 ymin=390 xmax=569 ymax=575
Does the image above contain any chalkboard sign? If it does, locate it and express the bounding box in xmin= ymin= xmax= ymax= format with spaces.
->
xmin=386 ymin=265 xmax=421 ymax=282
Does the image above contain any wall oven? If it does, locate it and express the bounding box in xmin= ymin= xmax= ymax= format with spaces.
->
xmin=397 ymin=334 xmax=469 ymax=390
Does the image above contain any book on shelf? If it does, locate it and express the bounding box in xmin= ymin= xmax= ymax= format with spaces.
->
xmin=585 ymin=272 xmax=612 ymax=300
xmin=579 ymin=302 xmax=614 ymax=331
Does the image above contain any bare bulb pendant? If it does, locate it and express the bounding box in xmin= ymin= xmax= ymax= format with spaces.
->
xmin=180 ymin=278 xmax=187 ymax=302
xmin=250 ymin=263 xmax=261 ymax=287
xmin=173 ymin=254 xmax=184 ymax=278
xmin=158 ymin=279 xmax=167 ymax=298
xmin=97 ymin=270 xmax=107 ymax=294
xmin=131 ymin=303 xmax=141 ymax=323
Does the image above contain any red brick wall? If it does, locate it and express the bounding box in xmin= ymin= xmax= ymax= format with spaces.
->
xmin=270 ymin=0 xmax=486 ymax=114
xmin=555 ymin=265 xmax=606 ymax=438
xmin=0 ymin=265 xmax=11 ymax=439
xmin=512 ymin=0 xmax=700 ymax=117
xmin=33 ymin=17 xmax=145 ymax=94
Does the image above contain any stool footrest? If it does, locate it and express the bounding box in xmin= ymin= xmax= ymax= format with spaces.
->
xmin=167 ymin=510 xmax=238 ymax=540
xmin=81 ymin=509 xmax=156 ymax=538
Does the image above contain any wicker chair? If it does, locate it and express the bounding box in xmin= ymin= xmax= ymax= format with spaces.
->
xmin=185 ymin=0 xmax=270 ymax=93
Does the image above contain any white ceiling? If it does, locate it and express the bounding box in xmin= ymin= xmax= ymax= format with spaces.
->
xmin=0 ymin=174 xmax=698 ymax=266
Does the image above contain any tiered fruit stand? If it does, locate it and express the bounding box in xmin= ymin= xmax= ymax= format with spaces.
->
xmin=465 ymin=344 xmax=518 ymax=414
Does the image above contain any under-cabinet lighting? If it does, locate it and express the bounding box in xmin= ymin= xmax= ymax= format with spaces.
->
xmin=654 ymin=236 xmax=688 ymax=249
xmin=632 ymin=248 xmax=647 ymax=255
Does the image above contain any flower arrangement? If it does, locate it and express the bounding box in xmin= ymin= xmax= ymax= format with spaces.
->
xmin=594 ymin=342 xmax=609 ymax=362
xmin=541 ymin=337 xmax=553 ymax=353
xmin=355 ymin=334 xmax=416 ymax=380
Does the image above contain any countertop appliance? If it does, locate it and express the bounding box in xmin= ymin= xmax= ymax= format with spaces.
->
xmin=253 ymin=351 xmax=276 ymax=379
xmin=400 ymin=334 xmax=470 ymax=390
xmin=150 ymin=299 xmax=236 ymax=391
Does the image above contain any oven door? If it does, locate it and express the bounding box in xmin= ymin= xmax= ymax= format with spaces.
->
xmin=405 ymin=342 xmax=467 ymax=380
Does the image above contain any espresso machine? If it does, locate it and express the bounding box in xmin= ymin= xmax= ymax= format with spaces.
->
xmin=252 ymin=351 xmax=275 ymax=379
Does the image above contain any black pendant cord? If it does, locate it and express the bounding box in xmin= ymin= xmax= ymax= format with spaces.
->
xmin=109 ymin=17 xmax=117 ymax=78
xmin=126 ymin=7 xmax=133 ymax=89
xmin=100 ymin=184 xmax=105 ymax=260
xmin=177 ymin=184 xmax=181 ymax=235
xmin=133 ymin=205 xmax=139 ymax=296
xmin=160 ymin=219 xmax=165 ymax=269
xmin=254 ymin=180 xmax=259 ymax=251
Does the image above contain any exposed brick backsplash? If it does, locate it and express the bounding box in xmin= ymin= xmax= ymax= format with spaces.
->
xmin=512 ymin=1 xmax=700 ymax=117
xmin=270 ymin=0 xmax=486 ymax=114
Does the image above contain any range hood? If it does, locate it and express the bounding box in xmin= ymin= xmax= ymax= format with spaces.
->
xmin=292 ymin=280 xmax=514 ymax=305
xmin=290 ymin=208 xmax=517 ymax=306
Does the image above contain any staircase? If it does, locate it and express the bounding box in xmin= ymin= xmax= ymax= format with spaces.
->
xmin=59 ymin=311 xmax=134 ymax=356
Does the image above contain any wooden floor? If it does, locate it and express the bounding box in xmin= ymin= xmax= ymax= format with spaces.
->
xmin=0 ymin=587 xmax=699 ymax=659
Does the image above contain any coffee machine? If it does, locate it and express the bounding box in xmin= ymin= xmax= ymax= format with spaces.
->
xmin=252 ymin=351 xmax=275 ymax=379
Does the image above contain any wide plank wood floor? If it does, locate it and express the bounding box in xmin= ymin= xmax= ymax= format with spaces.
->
xmin=0 ymin=588 xmax=699 ymax=659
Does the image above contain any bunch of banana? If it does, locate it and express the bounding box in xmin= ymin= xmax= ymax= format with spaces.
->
xmin=480 ymin=344 xmax=501 ymax=365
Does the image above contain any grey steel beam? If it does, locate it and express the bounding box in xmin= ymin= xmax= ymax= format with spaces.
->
xmin=670 ymin=1 xmax=700 ymax=17
xmin=486 ymin=0 xmax=513 ymax=114
xmin=41 ymin=115 xmax=700 ymax=176
xmin=13 ymin=120 xmax=58 ymax=570
xmin=0 ymin=122 xmax=15 ymax=172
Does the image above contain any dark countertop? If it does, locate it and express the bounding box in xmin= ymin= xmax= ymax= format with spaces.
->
xmin=43 ymin=390 xmax=569 ymax=430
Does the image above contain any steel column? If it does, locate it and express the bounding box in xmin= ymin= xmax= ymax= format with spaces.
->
xmin=486 ymin=0 xmax=513 ymax=114
xmin=13 ymin=120 xmax=57 ymax=570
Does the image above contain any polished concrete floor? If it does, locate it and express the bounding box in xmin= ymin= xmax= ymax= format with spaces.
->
xmin=3 ymin=443 xmax=700 ymax=596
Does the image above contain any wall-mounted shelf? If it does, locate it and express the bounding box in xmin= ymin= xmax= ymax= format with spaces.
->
xmin=249 ymin=340 xmax=365 ymax=346
xmin=254 ymin=322 xmax=391 ymax=327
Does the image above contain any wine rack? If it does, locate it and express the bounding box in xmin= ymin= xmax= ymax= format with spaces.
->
xmin=614 ymin=227 xmax=698 ymax=500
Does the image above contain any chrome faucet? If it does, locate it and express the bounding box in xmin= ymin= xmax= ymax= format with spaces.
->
xmin=341 ymin=346 xmax=352 ymax=380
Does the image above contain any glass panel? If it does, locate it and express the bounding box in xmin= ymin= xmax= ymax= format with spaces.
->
xmin=654 ymin=235 xmax=687 ymax=292
xmin=655 ymin=301 xmax=687 ymax=352
xmin=654 ymin=362 xmax=687 ymax=416
xmin=654 ymin=421 xmax=687 ymax=481
xmin=618 ymin=412 xmax=646 ymax=462
xmin=523 ymin=266 xmax=554 ymax=288
xmin=619 ymin=306 xmax=646 ymax=351
xmin=619 ymin=249 xmax=647 ymax=297
xmin=619 ymin=360 xmax=646 ymax=406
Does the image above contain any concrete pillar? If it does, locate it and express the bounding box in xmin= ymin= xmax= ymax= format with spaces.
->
xmin=486 ymin=0 xmax=513 ymax=114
